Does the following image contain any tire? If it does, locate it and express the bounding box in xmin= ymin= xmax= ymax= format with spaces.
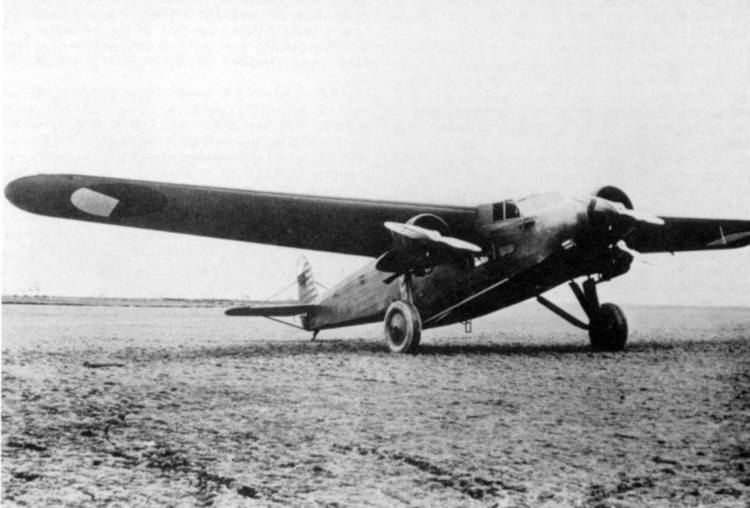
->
xmin=384 ymin=300 xmax=422 ymax=354
xmin=589 ymin=303 xmax=628 ymax=351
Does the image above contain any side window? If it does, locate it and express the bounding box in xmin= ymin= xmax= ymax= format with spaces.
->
xmin=492 ymin=201 xmax=520 ymax=221
xmin=492 ymin=202 xmax=504 ymax=221
xmin=505 ymin=201 xmax=520 ymax=219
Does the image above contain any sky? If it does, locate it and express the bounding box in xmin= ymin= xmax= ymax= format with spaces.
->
xmin=3 ymin=0 xmax=749 ymax=306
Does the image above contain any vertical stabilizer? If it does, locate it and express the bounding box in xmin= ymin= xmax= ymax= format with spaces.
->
xmin=297 ymin=256 xmax=318 ymax=304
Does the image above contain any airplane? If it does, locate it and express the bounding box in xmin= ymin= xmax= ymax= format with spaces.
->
xmin=5 ymin=174 xmax=750 ymax=353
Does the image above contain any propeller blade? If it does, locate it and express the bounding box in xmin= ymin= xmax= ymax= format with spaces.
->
xmin=592 ymin=197 xmax=665 ymax=226
xmin=616 ymin=240 xmax=654 ymax=266
xmin=437 ymin=235 xmax=483 ymax=253
xmin=384 ymin=222 xmax=482 ymax=253
xmin=384 ymin=222 xmax=431 ymax=241
xmin=618 ymin=208 xmax=665 ymax=226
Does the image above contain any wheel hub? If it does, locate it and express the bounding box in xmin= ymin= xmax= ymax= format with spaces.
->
xmin=387 ymin=313 xmax=406 ymax=346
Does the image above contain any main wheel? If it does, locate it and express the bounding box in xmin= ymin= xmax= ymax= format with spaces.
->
xmin=589 ymin=303 xmax=628 ymax=351
xmin=384 ymin=300 xmax=422 ymax=354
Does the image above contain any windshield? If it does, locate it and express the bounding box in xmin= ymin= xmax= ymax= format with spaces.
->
xmin=516 ymin=193 xmax=564 ymax=216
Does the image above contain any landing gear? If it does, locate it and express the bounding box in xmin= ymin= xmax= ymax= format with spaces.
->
xmin=589 ymin=303 xmax=627 ymax=351
xmin=537 ymin=278 xmax=628 ymax=351
xmin=384 ymin=273 xmax=422 ymax=353
xmin=384 ymin=300 xmax=422 ymax=353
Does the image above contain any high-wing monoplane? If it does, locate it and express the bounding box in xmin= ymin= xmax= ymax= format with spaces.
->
xmin=6 ymin=175 xmax=750 ymax=352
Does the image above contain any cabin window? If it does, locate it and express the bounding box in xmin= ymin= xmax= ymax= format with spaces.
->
xmin=492 ymin=200 xmax=521 ymax=221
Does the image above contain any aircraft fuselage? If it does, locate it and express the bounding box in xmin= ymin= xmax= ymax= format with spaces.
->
xmin=306 ymin=195 xmax=611 ymax=331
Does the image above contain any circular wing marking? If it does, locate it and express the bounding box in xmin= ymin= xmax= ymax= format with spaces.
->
xmin=70 ymin=188 xmax=120 ymax=218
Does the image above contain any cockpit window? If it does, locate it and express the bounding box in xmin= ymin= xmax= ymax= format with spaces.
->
xmin=492 ymin=200 xmax=521 ymax=221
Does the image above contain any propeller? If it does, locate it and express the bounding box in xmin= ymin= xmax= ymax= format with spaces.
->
xmin=590 ymin=196 xmax=665 ymax=227
xmin=582 ymin=195 xmax=665 ymax=276
xmin=377 ymin=222 xmax=482 ymax=283
xmin=384 ymin=222 xmax=482 ymax=253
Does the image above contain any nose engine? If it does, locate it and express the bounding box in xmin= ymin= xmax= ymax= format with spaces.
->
xmin=544 ymin=186 xmax=666 ymax=352
xmin=578 ymin=185 xmax=663 ymax=280
xmin=593 ymin=185 xmax=633 ymax=210
xmin=588 ymin=186 xmax=637 ymax=244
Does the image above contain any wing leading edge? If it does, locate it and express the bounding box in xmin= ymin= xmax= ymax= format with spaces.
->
xmin=5 ymin=174 xmax=478 ymax=258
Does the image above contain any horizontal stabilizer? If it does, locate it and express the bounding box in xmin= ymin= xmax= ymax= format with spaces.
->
xmin=225 ymin=303 xmax=318 ymax=317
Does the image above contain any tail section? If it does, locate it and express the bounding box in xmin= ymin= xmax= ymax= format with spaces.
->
xmin=226 ymin=256 xmax=321 ymax=333
xmin=297 ymin=256 xmax=319 ymax=304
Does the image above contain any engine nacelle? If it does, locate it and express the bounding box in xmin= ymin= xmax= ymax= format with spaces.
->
xmin=377 ymin=213 xmax=469 ymax=277
xmin=592 ymin=185 xmax=633 ymax=210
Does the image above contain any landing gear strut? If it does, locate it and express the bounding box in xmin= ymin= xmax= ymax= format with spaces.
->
xmin=537 ymin=278 xmax=628 ymax=351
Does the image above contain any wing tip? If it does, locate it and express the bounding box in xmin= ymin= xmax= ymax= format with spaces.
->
xmin=5 ymin=175 xmax=46 ymax=213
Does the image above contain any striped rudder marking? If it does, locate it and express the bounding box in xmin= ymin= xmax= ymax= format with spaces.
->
xmin=297 ymin=256 xmax=318 ymax=304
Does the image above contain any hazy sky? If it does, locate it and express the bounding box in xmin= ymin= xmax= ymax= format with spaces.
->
xmin=3 ymin=0 xmax=749 ymax=306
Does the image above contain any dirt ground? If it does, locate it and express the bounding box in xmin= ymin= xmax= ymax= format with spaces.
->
xmin=2 ymin=303 xmax=749 ymax=507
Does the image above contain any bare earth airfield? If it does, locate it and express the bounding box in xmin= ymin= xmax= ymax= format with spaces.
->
xmin=2 ymin=301 xmax=749 ymax=507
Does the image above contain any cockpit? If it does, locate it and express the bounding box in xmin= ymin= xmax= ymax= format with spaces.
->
xmin=479 ymin=193 xmax=565 ymax=226
xmin=492 ymin=200 xmax=521 ymax=221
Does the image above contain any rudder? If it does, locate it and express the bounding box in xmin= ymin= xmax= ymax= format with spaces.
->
xmin=297 ymin=256 xmax=318 ymax=304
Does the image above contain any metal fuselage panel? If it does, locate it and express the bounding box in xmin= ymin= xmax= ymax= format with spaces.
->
xmin=307 ymin=198 xmax=590 ymax=331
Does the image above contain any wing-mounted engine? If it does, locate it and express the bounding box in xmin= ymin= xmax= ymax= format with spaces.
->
xmin=375 ymin=213 xmax=481 ymax=283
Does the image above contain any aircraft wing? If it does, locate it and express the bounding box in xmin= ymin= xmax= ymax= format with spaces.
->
xmin=5 ymin=174 xmax=478 ymax=257
xmin=628 ymin=217 xmax=750 ymax=253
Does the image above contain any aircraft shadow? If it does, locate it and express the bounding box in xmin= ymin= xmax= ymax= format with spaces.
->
xmin=183 ymin=336 xmax=736 ymax=360
xmin=401 ymin=339 xmax=705 ymax=357
xmin=416 ymin=342 xmax=593 ymax=357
